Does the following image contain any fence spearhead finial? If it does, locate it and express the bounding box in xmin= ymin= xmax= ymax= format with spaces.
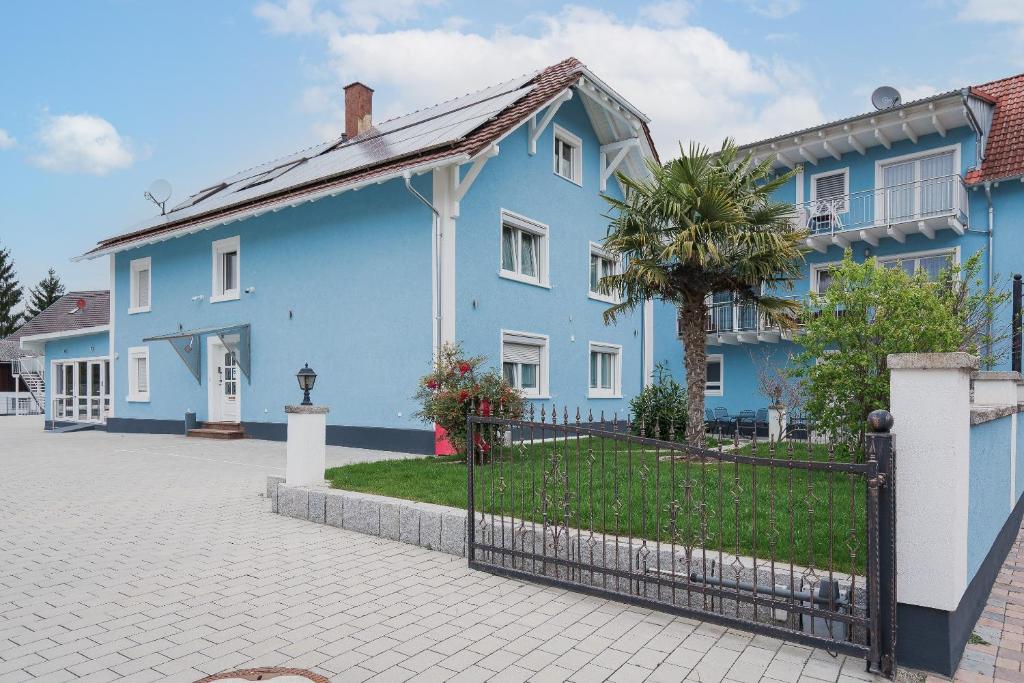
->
xmin=867 ymin=409 xmax=894 ymax=434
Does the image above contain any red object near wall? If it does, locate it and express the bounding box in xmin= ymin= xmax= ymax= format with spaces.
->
xmin=435 ymin=424 xmax=456 ymax=456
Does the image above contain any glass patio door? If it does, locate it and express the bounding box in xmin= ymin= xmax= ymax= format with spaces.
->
xmin=919 ymin=152 xmax=955 ymax=215
xmin=881 ymin=150 xmax=955 ymax=222
xmin=882 ymin=160 xmax=915 ymax=222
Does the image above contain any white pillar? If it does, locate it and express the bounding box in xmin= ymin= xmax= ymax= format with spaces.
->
xmin=888 ymin=352 xmax=977 ymax=611
xmin=285 ymin=405 xmax=329 ymax=487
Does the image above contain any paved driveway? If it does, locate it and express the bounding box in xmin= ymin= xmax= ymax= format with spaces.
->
xmin=0 ymin=416 xmax=882 ymax=682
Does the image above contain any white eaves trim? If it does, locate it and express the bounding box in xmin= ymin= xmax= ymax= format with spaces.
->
xmin=19 ymin=325 xmax=111 ymax=354
xmin=73 ymin=155 xmax=470 ymax=262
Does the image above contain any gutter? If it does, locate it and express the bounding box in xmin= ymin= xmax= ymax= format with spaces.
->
xmin=985 ymin=181 xmax=994 ymax=363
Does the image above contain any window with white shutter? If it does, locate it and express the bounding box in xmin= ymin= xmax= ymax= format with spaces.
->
xmin=128 ymin=346 xmax=150 ymax=402
xmin=129 ymin=257 xmax=151 ymax=314
xmin=501 ymin=331 xmax=548 ymax=397
xmin=811 ymin=170 xmax=849 ymax=213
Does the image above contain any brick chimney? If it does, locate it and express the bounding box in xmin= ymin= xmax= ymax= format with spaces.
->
xmin=344 ymin=82 xmax=373 ymax=140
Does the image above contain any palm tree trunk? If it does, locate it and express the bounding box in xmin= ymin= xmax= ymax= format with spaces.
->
xmin=679 ymin=298 xmax=707 ymax=446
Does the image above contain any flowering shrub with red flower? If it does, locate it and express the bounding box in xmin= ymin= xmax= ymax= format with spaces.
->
xmin=413 ymin=343 xmax=524 ymax=457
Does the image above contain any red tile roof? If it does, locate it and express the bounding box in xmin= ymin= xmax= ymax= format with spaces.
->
xmin=967 ymin=73 xmax=1024 ymax=184
xmin=87 ymin=57 xmax=656 ymax=256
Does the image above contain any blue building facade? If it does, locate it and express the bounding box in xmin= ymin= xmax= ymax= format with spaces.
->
xmin=653 ymin=75 xmax=1024 ymax=418
xmin=67 ymin=58 xmax=659 ymax=452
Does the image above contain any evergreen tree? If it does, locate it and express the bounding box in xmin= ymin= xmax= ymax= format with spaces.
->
xmin=0 ymin=243 xmax=23 ymax=337
xmin=24 ymin=268 xmax=65 ymax=320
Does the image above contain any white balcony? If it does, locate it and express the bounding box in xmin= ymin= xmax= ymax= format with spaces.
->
xmin=798 ymin=174 xmax=968 ymax=253
xmin=678 ymin=297 xmax=800 ymax=346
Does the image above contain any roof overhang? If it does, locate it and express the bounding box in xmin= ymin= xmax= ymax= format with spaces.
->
xmin=75 ymin=155 xmax=469 ymax=261
xmin=19 ymin=324 xmax=110 ymax=354
xmin=740 ymin=91 xmax=972 ymax=170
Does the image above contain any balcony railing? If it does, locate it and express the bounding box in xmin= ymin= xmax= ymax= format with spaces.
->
xmin=795 ymin=174 xmax=968 ymax=238
xmin=678 ymin=296 xmax=801 ymax=345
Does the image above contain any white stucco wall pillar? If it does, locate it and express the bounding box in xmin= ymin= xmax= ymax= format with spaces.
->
xmin=888 ymin=352 xmax=977 ymax=612
xmin=767 ymin=406 xmax=786 ymax=442
xmin=285 ymin=405 xmax=330 ymax=487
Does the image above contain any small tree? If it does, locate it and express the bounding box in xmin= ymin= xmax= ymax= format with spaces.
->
xmin=629 ymin=362 xmax=687 ymax=441
xmin=793 ymin=251 xmax=1006 ymax=454
xmin=23 ymin=268 xmax=65 ymax=321
xmin=0 ymin=243 xmax=23 ymax=337
xmin=413 ymin=342 xmax=524 ymax=458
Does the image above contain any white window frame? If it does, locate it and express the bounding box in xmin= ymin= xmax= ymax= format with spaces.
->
xmin=588 ymin=342 xmax=622 ymax=399
xmin=127 ymin=346 xmax=150 ymax=403
xmin=128 ymin=257 xmax=151 ymax=314
xmin=872 ymin=143 xmax=961 ymax=221
xmin=210 ymin=236 xmax=241 ymax=303
xmin=588 ymin=242 xmax=621 ymax=303
xmin=809 ymin=168 xmax=850 ymax=213
xmin=876 ymin=246 xmax=960 ymax=280
xmin=500 ymin=329 xmax=550 ymax=399
xmin=809 ymin=260 xmax=843 ymax=295
xmin=498 ymin=210 xmax=550 ymax=288
xmin=553 ymin=124 xmax=583 ymax=186
xmin=706 ymin=353 xmax=723 ymax=397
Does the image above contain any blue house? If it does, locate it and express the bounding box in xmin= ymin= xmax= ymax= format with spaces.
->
xmin=653 ymin=72 xmax=1024 ymax=416
xmin=65 ymin=57 xmax=659 ymax=452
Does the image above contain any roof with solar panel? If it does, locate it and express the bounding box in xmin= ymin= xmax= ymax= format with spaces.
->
xmin=81 ymin=57 xmax=657 ymax=259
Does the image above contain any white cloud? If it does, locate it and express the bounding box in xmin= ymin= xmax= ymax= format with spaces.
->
xmin=638 ymin=0 xmax=693 ymax=27
xmin=742 ymin=0 xmax=801 ymax=19
xmin=0 ymin=129 xmax=15 ymax=150
xmin=258 ymin=2 xmax=827 ymax=151
xmin=31 ymin=113 xmax=135 ymax=175
xmin=958 ymin=0 xmax=1024 ymax=64
xmin=254 ymin=0 xmax=442 ymax=34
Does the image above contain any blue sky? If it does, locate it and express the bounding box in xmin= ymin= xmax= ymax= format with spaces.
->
xmin=0 ymin=0 xmax=1021 ymax=302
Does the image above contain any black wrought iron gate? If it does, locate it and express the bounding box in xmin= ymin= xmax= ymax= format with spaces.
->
xmin=466 ymin=407 xmax=896 ymax=675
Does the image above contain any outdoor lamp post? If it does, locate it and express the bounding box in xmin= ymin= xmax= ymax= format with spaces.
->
xmin=296 ymin=363 xmax=317 ymax=406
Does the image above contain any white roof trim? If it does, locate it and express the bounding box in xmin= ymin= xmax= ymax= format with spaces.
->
xmin=19 ymin=325 xmax=110 ymax=346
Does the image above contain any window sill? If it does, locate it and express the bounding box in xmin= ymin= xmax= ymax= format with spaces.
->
xmin=128 ymin=306 xmax=151 ymax=315
xmin=706 ymin=390 xmax=724 ymax=397
xmin=553 ymin=171 xmax=583 ymax=187
xmin=127 ymin=395 xmax=150 ymax=403
xmin=498 ymin=271 xmax=550 ymax=289
xmin=210 ymin=292 xmax=240 ymax=304
xmin=587 ymin=292 xmax=620 ymax=305
xmin=522 ymin=394 xmax=551 ymax=401
xmin=588 ymin=391 xmax=622 ymax=400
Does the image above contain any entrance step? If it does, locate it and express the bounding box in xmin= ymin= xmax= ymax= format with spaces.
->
xmin=46 ymin=422 xmax=97 ymax=434
xmin=187 ymin=422 xmax=245 ymax=440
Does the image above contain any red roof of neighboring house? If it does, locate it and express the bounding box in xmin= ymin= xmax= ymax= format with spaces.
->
xmin=966 ymin=73 xmax=1024 ymax=184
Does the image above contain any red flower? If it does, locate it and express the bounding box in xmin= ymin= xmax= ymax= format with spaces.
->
xmin=474 ymin=432 xmax=491 ymax=453
xmin=459 ymin=362 xmax=471 ymax=375
xmin=480 ymin=399 xmax=491 ymax=417
xmin=458 ymin=389 xmax=469 ymax=403
xmin=426 ymin=379 xmax=438 ymax=390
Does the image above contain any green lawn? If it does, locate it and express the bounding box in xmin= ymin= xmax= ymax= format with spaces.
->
xmin=326 ymin=435 xmax=867 ymax=573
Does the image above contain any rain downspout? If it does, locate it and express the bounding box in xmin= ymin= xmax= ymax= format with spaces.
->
xmin=403 ymin=172 xmax=442 ymax=354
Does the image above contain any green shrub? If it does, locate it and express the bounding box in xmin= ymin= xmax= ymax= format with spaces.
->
xmin=629 ymin=362 xmax=687 ymax=440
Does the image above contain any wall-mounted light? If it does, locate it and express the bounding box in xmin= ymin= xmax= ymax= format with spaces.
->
xmin=245 ymin=287 xmax=256 ymax=294
xmin=191 ymin=295 xmax=205 ymax=302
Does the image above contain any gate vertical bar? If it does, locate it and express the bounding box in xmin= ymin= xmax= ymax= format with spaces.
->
xmin=866 ymin=409 xmax=896 ymax=676
xmin=467 ymin=409 xmax=476 ymax=564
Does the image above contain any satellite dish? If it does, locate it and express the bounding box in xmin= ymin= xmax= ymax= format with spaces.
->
xmin=144 ymin=179 xmax=173 ymax=215
xmin=871 ymin=86 xmax=902 ymax=111
xmin=148 ymin=179 xmax=172 ymax=203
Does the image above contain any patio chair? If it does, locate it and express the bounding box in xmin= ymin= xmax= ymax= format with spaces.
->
xmin=786 ymin=412 xmax=810 ymax=440
xmin=755 ymin=408 xmax=769 ymax=438
xmin=712 ymin=406 xmax=735 ymax=435
xmin=737 ymin=411 xmax=761 ymax=438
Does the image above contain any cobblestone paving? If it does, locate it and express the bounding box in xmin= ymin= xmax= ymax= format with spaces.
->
xmin=953 ymin=524 xmax=1024 ymax=683
xmin=0 ymin=416 xmax=883 ymax=682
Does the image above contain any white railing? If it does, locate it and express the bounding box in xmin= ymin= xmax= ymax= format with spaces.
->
xmin=675 ymin=296 xmax=801 ymax=336
xmin=16 ymin=356 xmax=44 ymax=376
xmin=795 ymin=174 xmax=968 ymax=236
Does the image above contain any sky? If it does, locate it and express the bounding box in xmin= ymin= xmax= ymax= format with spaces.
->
xmin=1 ymin=0 xmax=1022 ymax=306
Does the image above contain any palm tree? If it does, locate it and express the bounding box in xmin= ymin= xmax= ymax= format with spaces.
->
xmin=600 ymin=140 xmax=807 ymax=445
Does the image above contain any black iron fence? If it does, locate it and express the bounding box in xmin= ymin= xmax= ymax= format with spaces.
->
xmin=466 ymin=405 xmax=895 ymax=675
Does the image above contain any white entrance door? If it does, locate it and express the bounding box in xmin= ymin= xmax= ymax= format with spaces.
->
xmin=207 ymin=338 xmax=241 ymax=423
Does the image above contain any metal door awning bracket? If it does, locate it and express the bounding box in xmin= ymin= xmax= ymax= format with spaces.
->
xmin=142 ymin=323 xmax=251 ymax=384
